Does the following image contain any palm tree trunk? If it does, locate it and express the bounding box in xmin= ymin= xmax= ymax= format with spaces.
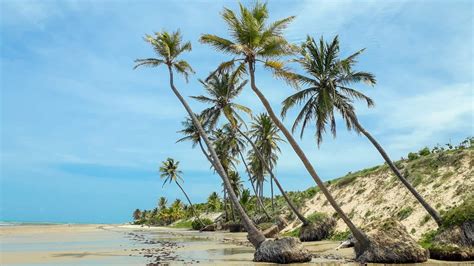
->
xmin=198 ymin=139 xmax=214 ymax=165
xmin=167 ymin=65 xmax=266 ymax=248
xmin=176 ymin=181 xmax=204 ymax=225
xmin=354 ymin=119 xmax=443 ymax=226
xmin=236 ymin=126 xmax=310 ymax=225
xmin=271 ymin=178 xmax=274 ymax=212
xmin=223 ymin=189 xmax=229 ymax=221
xmin=238 ymin=149 xmax=272 ymax=220
xmin=247 ymin=62 xmax=370 ymax=249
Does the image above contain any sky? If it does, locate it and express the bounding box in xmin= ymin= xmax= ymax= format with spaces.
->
xmin=0 ymin=0 xmax=472 ymax=224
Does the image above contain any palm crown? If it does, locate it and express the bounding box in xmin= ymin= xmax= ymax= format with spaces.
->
xmin=134 ymin=30 xmax=194 ymax=82
xmin=200 ymin=2 xmax=296 ymax=80
xmin=176 ymin=114 xmax=208 ymax=147
xmin=191 ymin=72 xmax=251 ymax=129
xmin=281 ymin=36 xmax=376 ymax=145
xmin=159 ymin=158 xmax=183 ymax=187
xmin=249 ymin=113 xmax=283 ymax=171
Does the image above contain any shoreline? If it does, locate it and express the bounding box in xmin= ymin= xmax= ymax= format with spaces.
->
xmin=1 ymin=224 xmax=471 ymax=265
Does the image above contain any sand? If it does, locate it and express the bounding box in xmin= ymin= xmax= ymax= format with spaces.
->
xmin=1 ymin=224 xmax=470 ymax=265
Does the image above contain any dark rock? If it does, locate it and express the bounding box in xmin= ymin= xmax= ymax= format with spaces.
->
xmin=200 ymin=224 xmax=216 ymax=232
xmin=263 ymin=225 xmax=280 ymax=238
xmin=228 ymin=222 xmax=245 ymax=232
xmin=254 ymin=237 xmax=312 ymax=264
xmin=299 ymin=217 xmax=336 ymax=242
xmin=355 ymin=219 xmax=428 ymax=263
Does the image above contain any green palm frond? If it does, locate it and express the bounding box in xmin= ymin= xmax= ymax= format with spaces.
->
xmin=282 ymin=35 xmax=377 ymax=146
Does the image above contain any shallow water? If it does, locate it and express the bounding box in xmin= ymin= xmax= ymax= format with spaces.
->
xmin=1 ymin=224 xmax=471 ymax=265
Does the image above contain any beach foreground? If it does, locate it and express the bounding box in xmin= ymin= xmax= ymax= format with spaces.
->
xmin=0 ymin=224 xmax=469 ymax=265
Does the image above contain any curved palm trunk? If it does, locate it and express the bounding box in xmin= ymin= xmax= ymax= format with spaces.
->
xmin=236 ymin=127 xmax=310 ymax=225
xmin=198 ymin=139 xmax=214 ymax=165
xmin=167 ymin=65 xmax=266 ymax=248
xmin=223 ymin=189 xmax=229 ymax=221
xmin=270 ymin=178 xmax=274 ymax=212
xmin=176 ymin=181 xmax=204 ymax=225
xmin=354 ymin=120 xmax=443 ymax=226
xmin=248 ymin=62 xmax=370 ymax=249
xmin=238 ymin=149 xmax=272 ymax=220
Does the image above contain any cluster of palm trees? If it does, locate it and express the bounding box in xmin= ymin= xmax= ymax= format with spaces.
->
xmin=134 ymin=1 xmax=444 ymax=258
xmin=133 ymin=197 xmax=187 ymax=226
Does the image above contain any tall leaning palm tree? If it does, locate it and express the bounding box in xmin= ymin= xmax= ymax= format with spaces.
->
xmin=281 ymin=36 xmax=443 ymax=226
xmin=159 ymin=158 xmax=202 ymax=225
xmin=135 ymin=30 xmax=266 ymax=248
xmin=200 ymin=2 xmax=370 ymax=248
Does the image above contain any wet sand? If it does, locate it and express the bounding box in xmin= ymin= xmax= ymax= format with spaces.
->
xmin=0 ymin=224 xmax=471 ymax=265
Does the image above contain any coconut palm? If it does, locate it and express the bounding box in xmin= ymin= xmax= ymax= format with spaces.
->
xmin=207 ymin=192 xmax=221 ymax=212
xmin=249 ymin=113 xmax=283 ymax=212
xmin=158 ymin=196 xmax=168 ymax=211
xmin=134 ymin=30 xmax=266 ymax=247
xmin=200 ymin=2 xmax=370 ymax=248
xmin=177 ymin=115 xmax=213 ymax=164
xmin=281 ymin=35 xmax=443 ymax=226
xmin=159 ymin=158 xmax=203 ymax=225
xmin=194 ymin=72 xmax=309 ymax=222
xmin=133 ymin=209 xmax=142 ymax=221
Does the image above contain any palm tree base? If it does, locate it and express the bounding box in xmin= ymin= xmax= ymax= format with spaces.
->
xmin=354 ymin=219 xmax=428 ymax=263
xmin=254 ymin=237 xmax=312 ymax=263
xmin=299 ymin=218 xmax=336 ymax=242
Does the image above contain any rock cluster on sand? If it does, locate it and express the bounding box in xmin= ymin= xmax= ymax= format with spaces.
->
xmin=254 ymin=237 xmax=312 ymax=263
xmin=355 ymin=219 xmax=428 ymax=263
xmin=299 ymin=217 xmax=336 ymax=242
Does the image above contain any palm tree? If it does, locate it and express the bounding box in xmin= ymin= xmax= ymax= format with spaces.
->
xmin=159 ymin=158 xmax=203 ymax=225
xmin=207 ymin=192 xmax=221 ymax=212
xmin=200 ymin=2 xmax=370 ymax=248
xmin=177 ymin=115 xmax=213 ymax=164
xmin=133 ymin=209 xmax=142 ymax=221
xmin=249 ymin=113 xmax=283 ymax=212
xmin=194 ymin=72 xmax=304 ymax=221
xmin=281 ymin=36 xmax=443 ymax=226
xmin=158 ymin=196 xmax=168 ymax=211
xmin=135 ymin=30 xmax=266 ymax=247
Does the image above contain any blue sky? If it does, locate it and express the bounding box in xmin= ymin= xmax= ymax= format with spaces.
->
xmin=1 ymin=0 xmax=472 ymax=224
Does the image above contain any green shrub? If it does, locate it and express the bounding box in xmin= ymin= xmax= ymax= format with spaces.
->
xmin=330 ymin=230 xmax=351 ymax=241
xmin=408 ymin=152 xmax=419 ymax=161
xmin=419 ymin=230 xmax=437 ymax=249
xmin=257 ymin=222 xmax=274 ymax=231
xmin=396 ymin=207 xmax=414 ymax=220
xmin=419 ymin=214 xmax=431 ymax=226
xmin=171 ymin=219 xmax=193 ymax=228
xmin=191 ymin=218 xmax=213 ymax=230
xmin=335 ymin=175 xmax=357 ymax=187
xmin=307 ymin=212 xmax=328 ymax=223
xmin=282 ymin=227 xmax=300 ymax=237
xmin=419 ymin=147 xmax=431 ymax=156
xmin=442 ymin=197 xmax=474 ymax=227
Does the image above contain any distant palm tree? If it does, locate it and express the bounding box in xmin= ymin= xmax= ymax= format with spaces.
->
xmin=133 ymin=209 xmax=142 ymax=221
xmin=281 ymin=36 xmax=442 ymax=226
xmin=135 ymin=30 xmax=265 ymax=247
xmin=159 ymin=158 xmax=202 ymax=225
xmin=201 ymin=3 xmax=370 ymax=248
xmin=249 ymin=113 xmax=282 ymax=212
xmin=158 ymin=197 xmax=168 ymax=211
xmin=207 ymin=192 xmax=221 ymax=212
